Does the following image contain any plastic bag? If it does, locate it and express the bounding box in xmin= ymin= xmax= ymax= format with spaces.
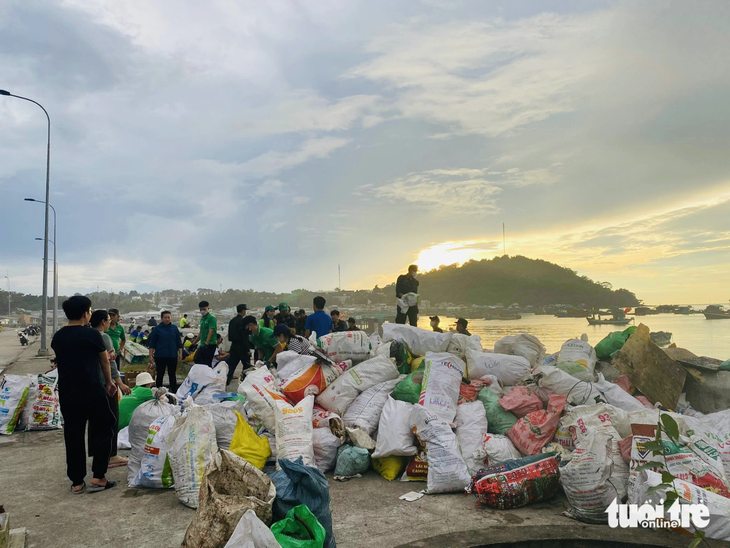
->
xmin=316 ymin=355 xmax=399 ymax=415
xmin=410 ymin=404 xmax=471 ymax=494
xmin=277 ymin=353 xmax=317 ymax=383
xmin=118 ymin=426 xmax=131 ymax=450
xmin=498 ymin=386 xmax=543 ymax=418
xmin=317 ymin=331 xmax=372 ymax=364
xmin=334 ymin=444 xmax=370 ymax=477
xmin=455 ymin=401 xmax=489 ymax=474
xmin=24 ymin=373 xmax=62 ymax=430
xmin=230 ymin=411 xmax=272 ymax=470
xmin=557 ymin=336 xmax=597 ymax=375
xmin=280 ymin=362 xmax=339 ymax=405
xmin=465 ymin=349 xmax=531 ymax=385
xmin=271 ymin=504 xmax=326 ymax=548
xmin=16 ymin=375 xmax=38 ymax=430
xmin=477 ymin=387 xmax=518 ymax=435
xmin=372 ymin=397 xmax=417 ymax=458
xmin=313 ymin=427 xmax=342 ymax=473
xmin=418 ymin=352 xmax=465 ymax=424
xmin=473 ymin=433 xmax=522 ymax=467
xmin=592 ymin=373 xmax=645 ymax=412
xmin=400 ymin=455 xmax=428 ymax=481
xmin=507 ymin=394 xmax=566 ymax=456
xmin=239 ymin=366 xmax=288 ymax=432
xmin=176 ymin=363 xmax=219 ymax=403
xmin=168 ymin=405 xmax=219 ymax=508
xmin=381 ymin=323 xmax=452 ymax=357
xmin=595 ymin=327 xmax=636 ymax=360
xmin=269 ymin=457 xmax=335 ymax=548
xmin=182 ymin=450 xmax=276 ymax=548
xmin=206 ymin=399 xmax=247 ymax=450
xmin=531 ymin=366 xmax=604 ymax=406
xmin=275 ymin=395 xmax=315 ymax=468
xmin=223 ymin=509 xmax=280 ymax=548
xmin=493 ymin=333 xmax=545 ymax=368
xmin=343 ymin=377 xmax=402 ymax=436
xmin=467 ymin=454 xmax=561 ymax=509
xmin=0 ymin=374 xmax=31 ymax=435
xmin=127 ymin=389 xmax=177 ymax=486
xmin=372 ymin=456 xmax=407 ymax=481
xmin=391 ymin=364 xmax=424 ymax=404
xmin=130 ymin=414 xmax=176 ymax=488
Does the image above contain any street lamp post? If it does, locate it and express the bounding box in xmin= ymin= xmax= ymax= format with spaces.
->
xmin=3 ymin=273 xmax=9 ymax=316
xmin=27 ymin=199 xmax=57 ymax=335
xmin=2 ymin=89 xmax=52 ymax=354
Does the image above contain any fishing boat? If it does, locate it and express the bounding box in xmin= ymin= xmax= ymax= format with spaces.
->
xmin=555 ymin=307 xmax=590 ymax=318
xmin=634 ymin=306 xmax=659 ymax=316
xmin=484 ymin=309 xmax=522 ymax=320
xmin=704 ymin=305 xmax=730 ymax=320
xmin=673 ymin=306 xmax=693 ymax=315
xmin=587 ymin=310 xmax=634 ymax=326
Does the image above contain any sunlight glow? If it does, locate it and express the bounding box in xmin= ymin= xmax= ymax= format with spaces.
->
xmin=415 ymin=241 xmax=499 ymax=272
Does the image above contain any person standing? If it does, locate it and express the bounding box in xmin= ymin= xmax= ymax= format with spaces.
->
xmin=147 ymin=310 xmax=183 ymax=392
xmin=192 ymin=301 xmax=217 ymax=366
xmin=105 ymin=308 xmax=126 ymax=371
xmin=395 ymin=265 xmax=419 ymax=326
xmin=259 ymin=305 xmax=277 ymax=329
xmin=295 ymin=309 xmax=307 ymax=336
xmin=429 ymin=315 xmax=444 ymax=333
xmin=304 ymin=296 xmax=333 ymax=339
xmin=227 ymin=304 xmax=252 ymax=385
xmin=273 ymin=303 xmax=297 ymax=333
xmin=90 ymin=310 xmax=130 ymax=469
xmin=51 ymin=296 xmax=118 ymax=494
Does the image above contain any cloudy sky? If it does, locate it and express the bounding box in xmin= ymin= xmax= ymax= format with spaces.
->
xmin=1 ymin=0 xmax=729 ymax=304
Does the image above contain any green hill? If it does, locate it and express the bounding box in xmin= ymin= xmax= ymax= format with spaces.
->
xmin=383 ymin=255 xmax=640 ymax=307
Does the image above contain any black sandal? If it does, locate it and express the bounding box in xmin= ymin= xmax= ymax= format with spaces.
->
xmin=88 ymin=480 xmax=116 ymax=493
xmin=71 ymin=482 xmax=86 ymax=494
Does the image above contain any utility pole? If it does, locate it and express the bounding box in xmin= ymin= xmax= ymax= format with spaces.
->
xmin=4 ymin=272 xmax=9 ymax=316
xmin=338 ymin=264 xmax=341 ymax=291
xmin=503 ymin=223 xmax=506 ymax=256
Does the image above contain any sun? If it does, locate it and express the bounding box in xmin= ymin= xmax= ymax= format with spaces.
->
xmin=415 ymin=241 xmax=497 ymax=272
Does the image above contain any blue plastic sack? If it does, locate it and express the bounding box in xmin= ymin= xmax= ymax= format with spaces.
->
xmin=269 ymin=457 xmax=336 ymax=548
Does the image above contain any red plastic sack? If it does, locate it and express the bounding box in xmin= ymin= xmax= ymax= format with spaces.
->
xmin=616 ymin=375 xmax=631 ymax=393
xmin=498 ymin=386 xmax=543 ymax=418
xmin=458 ymin=379 xmax=492 ymax=405
xmin=506 ymin=394 xmax=566 ymax=456
xmin=400 ymin=455 xmax=428 ymax=481
xmin=635 ymin=395 xmax=653 ymax=408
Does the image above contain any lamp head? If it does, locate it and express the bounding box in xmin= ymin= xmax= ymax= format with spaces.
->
xmin=0 ymin=90 xmax=10 ymax=96
xmin=24 ymin=198 xmax=36 ymax=202
xmin=35 ymin=238 xmax=42 ymax=241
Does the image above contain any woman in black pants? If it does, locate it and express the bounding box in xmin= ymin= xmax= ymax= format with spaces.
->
xmin=146 ymin=310 xmax=183 ymax=392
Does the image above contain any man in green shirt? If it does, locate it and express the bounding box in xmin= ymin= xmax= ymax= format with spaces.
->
xmin=192 ymin=300 xmax=218 ymax=366
xmin=105 ymin=308 xmax=126 ymax=370
xmin=179 ymin=314 xmax=189 ymax=329
xmin=243 ymin=315 xmax=282 ymax=363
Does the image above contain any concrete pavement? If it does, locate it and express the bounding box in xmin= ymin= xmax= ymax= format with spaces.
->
xmin=1 ymin=329 xmax=727 ymax=548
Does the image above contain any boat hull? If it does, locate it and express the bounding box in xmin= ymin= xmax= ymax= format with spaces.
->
xmin=587 ymin=318 xmax=633 ymax=326
xmin=704 ymin=313 xmax=730 ymax=320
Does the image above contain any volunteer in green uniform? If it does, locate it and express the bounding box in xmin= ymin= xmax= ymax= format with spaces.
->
xmin=192 ymin=300 xmax=217 ymax=366
xmin=243 ymin=315 xmax=282 ymax=363
xmin=105 ymin=308 xmax=126 ymax=370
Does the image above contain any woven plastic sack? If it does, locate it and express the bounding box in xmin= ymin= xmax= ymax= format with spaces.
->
xmin=493 ymin=333 xmax=546 ymax=368
xmin=381 ymin=323 xmax=452 ymax=357
xmin=477 ymin=387 xmax=518 ymax=435
xmin=269 ymin=457 xmax=336 ymax=548
xmin=313 ymin=427 xmax=342 ymax=473
xmin=334 ymin=444 xmax=370 ymax=477
xmin=465 ymin=349 xmax=531 ymax=385
xmin=343 ymin=377 xmax=402 ymax=436
xmin=206 ymin=399 xmax=246 ymax=450
xmin=24 ymin=373 xmax=62 ymax=430
xmin=0 ymin=374 xmax=31 ymax=435
xmin=592 ymin=373 xmax=645 ymax=412
xmin=317 ymin=331 xmax=372 ymax=364
xmin=130 ymin=414 xmax=176 ymax=488
xmin=498 ymin=386 xmax=543 ymax=418
xmin=176 ymin=363 xmax=219 ymax=403
xmin=473 ymin=433 xmax=522 ymax=467
xmin=507 ymin=394 xmax=566 ymax=456
xmin=281 ymin=362 xmax=339 ymax=404
xmin=455 ymin=401 xmax=489 ymax=474
xmin=275 ymin=395 xmax=315 ymax=468
xmin=223 ymin=509 xmax=280 ymax=548
xmin=238 ymin=366 xmax=288 ymax=432
xmin=127 ymin=389 xmax=177 ymax=485
xmin=467 ymin=453 xmax=561 ymax=509
xmin=271 ymin=504 xmax=326 ymax=548
xmin=16 ymin=375 xmax=38 ymax=431
xmin=182 ymin=450 xmax=276 ymax=548
xmin=418 ymin=352 xmax=465 ymax=425
xmin=277 ymin=352 xmax=317 ymax=381
xmin=372 ymin=397 xmax=417 ymax=458
xmin=229 ymin=411 xmax=272 ymax=470
xmin=531 ymin=366 xmax=604 ymax=406
xmin=557 ymin=336 xmax=597 ymax=375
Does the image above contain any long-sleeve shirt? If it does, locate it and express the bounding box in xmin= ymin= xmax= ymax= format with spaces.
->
xmin=147 ymin=322 xmax=183 ymax=358
xmin=395 ymin=274 xmax=419 ymax=297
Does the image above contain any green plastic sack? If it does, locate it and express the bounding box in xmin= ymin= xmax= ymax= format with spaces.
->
xmin=118 ymin=386 xmax=154 ymax=431
xmin=391 ymin=362 xmax=425 ymax=404
xmin=390 ymin=341 xmax=412 ymax=375
xmin=477 ymin=388 xmax=518 ymax=435
xmin=271 ymin=504 xmax=326 ymax=548
xmin=595 ymin=327 xmax=637 ymax=361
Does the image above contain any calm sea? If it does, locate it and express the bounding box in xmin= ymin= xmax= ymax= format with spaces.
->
xmin=415 ymin=312 xmax=730 ymax=359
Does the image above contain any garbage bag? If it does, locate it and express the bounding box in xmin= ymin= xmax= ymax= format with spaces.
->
xmin=271 ymin=504 xmax=326 ymax=548
xmin=0 ymin=374 xmax=32 ymax=435
xmin=317 ymin=331 xmax=372 ymax=364
xmin=507 ymin=394 xmax=566 ymax=456
xmin=455 ymin=401 xmax=489 ymax=474
xmin=313 ymin=427 xmax=342 ymax=473
xmin=334 ymin=444 xmax=370 ymax=477
xmin=129 ymin=414 xmax=176 ymax=488
xmin=473 ymin=433 xmax=522 ymax=467
xmin=372 ymin=456 xmax=408 ymax=481
xmin=493 ymin=333 xmax=545 ymax=368
xmin=372 ymin=397 xmax=417 ymax=458
xmin=127 ymin=388 xmax=177 ymax=485
xmin=498 ymin=386 xmax=543 ymax=418
xmin=477 ymin=387 xmax=518 ymax=435
xmin=223 ymin=509 xmax=281 ymax=548
xmin=23 ymin=373 xmax=62 ymax=431
xmin=275 ymin=395 xmax=315 ymax=468
xmin=467 ymin=453 xmax=561 ymax=509
xmin=343 ymin=377 xmax=402 ymax=436
xmin=239 ymin=366 xmax=288 ymax=432
xmin=466 ymin=349 xmax=531 ymax=385
xmin=168 ymin=405 xmax=219 ymax=508
xmin=206 ymin=399 xmax=247 ymax=450
xmin=269 ymin=457 xmax=335 ymax=548
xmin=176 ymin=363 xmax=219 ymax=403
xmin=418 ymin=352 xmax=465 ymax=424
xmin=182 ymin=449 xmax=276 ymax=548
xmin=230 ymin=411 xmax=272 ymax=470
xmin=594 ymin=327 xmax=636 ymax=361
xmin=391 ymin=364 xmax=424 ymax=404
xmin=557 ymin=336 xmax=597 ymax=376
xmin=381 ymin=323 xmax=452 ymax=356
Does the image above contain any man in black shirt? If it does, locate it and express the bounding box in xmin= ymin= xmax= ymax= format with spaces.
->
xmin=51 ymin=295 xmax=118 ymax=494
xmin=395 ymin=264 xmax=419 ymax=326
xmin=227 ymin=304 xmax=252 ymax=385
xmin=273 ymin=302 xmax=297 ymax=334
xmin=455 ymin=318 xmax=472 ymax=336
xmin=295 ymin=309 xmax=307 ymax=336
xmin=330 ymin=310 xmax=348 ymax=332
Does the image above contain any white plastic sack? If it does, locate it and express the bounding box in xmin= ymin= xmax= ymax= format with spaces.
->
xmin=419 ymin=352 xmax=465 ymax=424
xmin=557 ymin=336 xmax=597 ymax=374
xmin=313 ymin=427 xmax=342 ymax=473
xmin=193 ymin=382 xmax=228 ymax=406
xmin=274 ymin=394 xmax=315 ymax=468
xmin=317 ymin=331 xmax=372 ymax=364
xmin=316 ymin=355 xmax=399 ymax=415
xmin=372 ymin=397 xmax=418 ymax=458
xmin=0 ymin=374 xmax=32 ymax=435
xmin=455 ymin=402 xmax=489 ymax=474
xmin=493 ymin=333 xmax=546 ymax=368
xmin=381 ymin=323 xmax=452 ymax=357
xmin=466 ymin=349 xmax=531 ymax=385
xmin=682 ymin=410 xmax=730 ymax=476
xmin=343 ymin=376 xmax=402 ymax=436
xmin=276 ymin=352 xmax=317 ymax=381
xmin=118 ymin=426 xmax=131 ymax=450
xmin=16 ymin=375 xmax=38 ymax=431
xmin=473 ymin=433 xmax=522 ymax=467
xmin=593 ymin=373 xmax=645 ymax=412
xmin=532 ymin=366 xmax=604 ymax=406
xmin=374 ymin=341 xmax=392 ymax=360
xmin=127 ymin=390 xmax=177 ymax=486
xmin=410 ymin=404 xmax=470 ymax=494
xmin=238 ymin=366 xmax=287 ymax=432
xmin=223 ymin=509 xmax=281 ymax=548
xmin=167 ymin=405 xmax=218 ymax=508
xmin=212 ymin=361 xmax=228 ymax=385
xmin=369 ymin=332 xmax=382 ymax=354
xmin=176 ymin=364 xmax=218 ymax=403
xmin=446 ymin=334 xmax=482 ymax=360
xmin=24 ymin=373 xmax=61 ymax=431
xmin=206 ymin=399 xmax=246 ymax=450
xmin=130 ymin=414 xmax=176 ymax=488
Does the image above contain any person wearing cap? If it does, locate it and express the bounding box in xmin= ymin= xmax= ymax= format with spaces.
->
xmin=273 ymin=323 xmax=316 ymax=357
xmin=244 ymin=315 xmax=283 ymax=362
xmin=117 ymin=372 xmax=155 ymax=431
xmin=192 ymin=300 xmax=218 ymax=366
xmin=274 ymin=303 xmax=297 ymax=334
xmin=294 ymin=309 xmax=307 ymax=336
xmin=347 ymin=317 xmax=361 ymax=331
xmin=429 ymin=316 xmax=444 ymax=333
xmin=395 ymin=265 xmax=419 ymax=326
xmin=147 ymin=310 xmax=183 ymax=392
xmin=455 ymin=318 xmax=471 ymax=336
xmin=227 ymin=304 xmax=252 ymax=385
xmin=260 ymin=305 xmax=277 ymax=329
xmin=330 ymin=310 xmax=348 ymax=332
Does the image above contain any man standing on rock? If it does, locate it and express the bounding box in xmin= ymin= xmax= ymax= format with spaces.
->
xmin=51 ymin=295 xmax=118 ymax=494
xmin=395 ymin=264 xmax=419 ymax=326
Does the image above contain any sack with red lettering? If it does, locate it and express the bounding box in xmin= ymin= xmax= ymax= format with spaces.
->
xmin=418 ymin=352 xmax=466 ymax=425
xmin=498 ymin=386 xmax=543 ymax=418
xmin=400 ymin=455 xmax=428 ymax=482
xmin=280 ymin=362 xmax=340 ymax=404
xmin=25 ymin=373 xmax=62 ymax=431
xmin=238 ymin=366 xmax=288 ymax=432
xmin=274 ymin=395 xmax=315 ymax=468
xmin=506 ymin=394 xmax=566 ymax=456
